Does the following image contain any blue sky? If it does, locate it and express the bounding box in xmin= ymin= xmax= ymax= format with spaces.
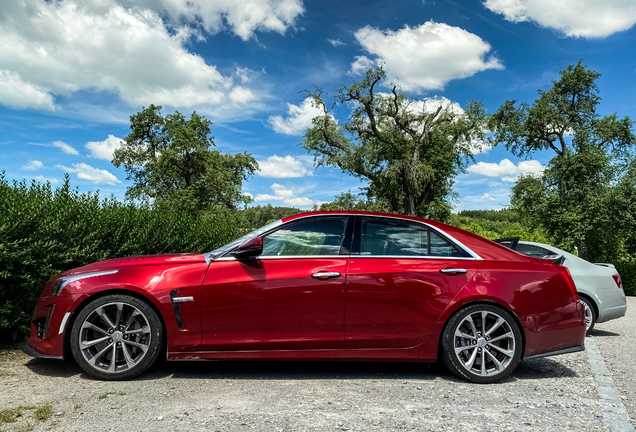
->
xmin=1 ymin=0 xmax=635 ymax=211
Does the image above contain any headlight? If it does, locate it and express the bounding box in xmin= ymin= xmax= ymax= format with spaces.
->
xmin=50 ymin=270 xmax=119 ymax=296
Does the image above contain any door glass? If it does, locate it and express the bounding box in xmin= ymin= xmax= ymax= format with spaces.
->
xmin=360 ymin=219 xmax=428 ymax=256
xmin=261 ymin=217 xmax=349 ymax=256
xmin=429 ymin=231 xmax=463 ymax=257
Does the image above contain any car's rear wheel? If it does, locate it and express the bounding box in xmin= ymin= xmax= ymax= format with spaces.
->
xmin=441 ymin=304 xmax=522 ymax=384
xmin=70 ymin=294 xmax=162 ymax=380
xmin=579 ymin=297 xmax=596 ymax=335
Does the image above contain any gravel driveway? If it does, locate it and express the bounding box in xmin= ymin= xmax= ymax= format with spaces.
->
xmin=1 ymin=298 xmax=634 ymax=432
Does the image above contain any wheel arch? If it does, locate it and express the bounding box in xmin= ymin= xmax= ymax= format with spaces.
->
xmin=576 ymin=292 xmax=598 ymax=320
xmin=436 ymin=299 xmax=526 ymax=361
xmin=63 ymin=288 xmax=167 ymax=361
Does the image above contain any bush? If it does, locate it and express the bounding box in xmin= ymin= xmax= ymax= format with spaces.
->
xmin=0 ymin=174 xmax=247 ymax=342
xmin=615 ymin=262 xmax=636 ymax=296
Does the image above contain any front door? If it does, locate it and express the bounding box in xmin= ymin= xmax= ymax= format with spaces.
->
xmin=200 ymin=216 xmax=353 ymax=351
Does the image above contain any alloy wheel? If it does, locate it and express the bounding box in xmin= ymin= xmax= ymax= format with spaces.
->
xmin=452 ymin=310 xmax=517 ymax=378
xmin=78 ymin=302 xmax=152 ymax=374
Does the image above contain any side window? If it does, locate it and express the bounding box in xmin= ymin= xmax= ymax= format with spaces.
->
xmin=429 ymin=231 xmax=463 ymax=257
xmin=261 ymin=217 xmax=349 ymax=257
xmin=360 ymin=219 xmax=428 ymax=256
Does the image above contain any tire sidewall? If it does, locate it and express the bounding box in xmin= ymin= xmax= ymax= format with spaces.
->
xmin=442 ymin=303 xmax=523 ymax=384
xmin=579 ymin=297 xmax=596 ymax=335
xmin=70 ymin=294 xmax=163 ymax=381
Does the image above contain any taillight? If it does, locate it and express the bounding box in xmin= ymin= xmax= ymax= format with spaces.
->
xmin=559 ymin=266 xmax=579 ymax=298
xmin=612 ymin=274 xmax=623 ymax=289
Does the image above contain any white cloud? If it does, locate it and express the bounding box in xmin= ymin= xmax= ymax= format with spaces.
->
xmin=348 ymin=55 xmax=375 ymax=76
xmin=480 ymin=192 xmax=495 ymax=201
xmin=328 ymin=38 xmax=345 ymax=47
xmin=53 ymin=141 xmax=79 ymax=155
xmin=254 ymin=183 xmax=320 ymax=207
xmin=242 ymin=192 xmax=254 ymax=199
xmin=469 ymin=140 xmax=493 ymax=155
xmin=85 ymin=134 xmax=123 ymax=161
xmin=257 ymin=155 xmax=313 ymax=178
xmin=483 ymin=0 xmax=636 ymax=38
xmin=56 ymin=163 xmax=121 ymax=185
xmin=33 ymin=175 xmax=59 ymax=184
xmin=351 ymin=21 xmax=503 ymax=90
xmin=149 ymin=0 xmax=304 ymax=41
xmin=229 ymin=86 xmax=258 ymax=105
xmin=22 ymin=160 xmax=43 ymax=171
xmin=0 ymin=1 xmax=300 ymax=111
xmin=466 ymin=158 xmax=545 ymax=181
xmin=268 ymin=98 xmax=329 ymax=136
xmin=0 ymin=70 xmax=55 ymax=111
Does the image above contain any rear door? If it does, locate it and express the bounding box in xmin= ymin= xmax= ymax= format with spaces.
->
xmin=344 ymin=216 xmax=479 ymax=349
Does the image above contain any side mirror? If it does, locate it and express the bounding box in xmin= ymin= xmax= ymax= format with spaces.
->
xmin=235 ymin=236 xmax=263 ymax=258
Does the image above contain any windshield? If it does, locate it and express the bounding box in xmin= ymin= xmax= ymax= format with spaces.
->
xmin=204 ymin=219 xmax=284 ymax=262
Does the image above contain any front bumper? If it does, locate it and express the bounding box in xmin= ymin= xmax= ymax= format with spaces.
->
xmin=26 ymin=292 xmax=88 ymax=359
xmin=19 ymin=340 xmax=63 ymax=360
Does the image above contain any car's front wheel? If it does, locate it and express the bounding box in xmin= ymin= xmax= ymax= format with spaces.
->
xmin=441 ymin=304 xmax=522 ymax=384
xmin=70 ymin=294 xmax=163 ymax=380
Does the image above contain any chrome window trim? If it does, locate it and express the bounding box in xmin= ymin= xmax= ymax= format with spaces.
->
xmin=210 ymin=213 xmax=483 ymax=262
xmin=286 ymin=213 xmax=483 ymax=260
xmin=215 ymin=255 xmax=477 ymax=261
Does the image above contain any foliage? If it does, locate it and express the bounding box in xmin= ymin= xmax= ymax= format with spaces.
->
xmin=318 ymin=191 xmax=391 ymax=212
xmin=113 ymin=104 xmax=257 ymax=212
xmin=490 ymin=61 xmax=636 ymax=262
xmin=447 ymin=209 xmax=547 ymax=242
xmin=242 ymin=204 xmax=302 ymax=228
xmin=300 ymin=65 xmax=487 ymax=219
xmin=615 ymin=262 xmax=636 ymax=296
xmin=489 ymin=60 xmax=635 ymax=160
xmin=0 ymin=174 xmax=247 ymax=342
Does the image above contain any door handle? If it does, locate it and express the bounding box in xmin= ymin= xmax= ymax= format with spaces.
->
xmin=311 ymin=272 xmax=341 ymax=279
xmin=440 ymin=268 xmax=468 ymax=276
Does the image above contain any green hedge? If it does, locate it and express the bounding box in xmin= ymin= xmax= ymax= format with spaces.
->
xmin=615 ymin=262 xmax=636 ymax=296
xmin=0 ymin=174 xmax=247 ymax=342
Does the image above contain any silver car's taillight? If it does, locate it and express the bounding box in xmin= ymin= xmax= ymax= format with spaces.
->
xmin=612 ymin=274 xmax=623 ymax=289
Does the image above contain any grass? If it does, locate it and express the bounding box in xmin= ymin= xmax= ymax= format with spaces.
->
xmin=0 ymin=404 xmax=52 ymax=424
xmin=34 ymin=404 xmax=52 ymax=421
xmin=98 ymin=391 xmax=126 ymax=400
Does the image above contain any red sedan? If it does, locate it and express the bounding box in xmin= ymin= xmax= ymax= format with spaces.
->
xmin=24 ymin=211 xmax=586 ymax=383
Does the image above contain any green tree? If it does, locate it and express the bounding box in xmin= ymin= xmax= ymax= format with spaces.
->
xmin=300 ymin=65 xmax=488 ymax=220
xmin=490 ymin=61 xmax=636 ymax=261
xmin=113 ymin=105 xmax=257 ymax=212
xmin=318 ymin=191 xmax=390 ymax=212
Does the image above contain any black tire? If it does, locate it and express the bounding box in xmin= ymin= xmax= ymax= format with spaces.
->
xmin=579 ymin=297 xmax=596 ymax=335
xmin=441 ymin=303 xmax=523 ymax=384
xmin=70 ymin=294 xmax=163 ymax=380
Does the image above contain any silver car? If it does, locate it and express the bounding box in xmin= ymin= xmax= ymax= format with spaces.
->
xmin=495 ymin=239 xmax=627 ymax=334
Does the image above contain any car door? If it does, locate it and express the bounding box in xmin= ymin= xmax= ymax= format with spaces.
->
xmin=199 ymin=216 xmax=353 ymax=351
xmin=344 ymin=216 xmax=479 ymax=349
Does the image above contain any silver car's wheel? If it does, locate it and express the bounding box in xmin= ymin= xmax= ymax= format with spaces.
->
xmin=579 ymin=297 xmax=596 ymax=335
xmin=441 ymin=304 xmax=522 ymax=384
xmin=71 ymin=295 xmax=162 ymax=380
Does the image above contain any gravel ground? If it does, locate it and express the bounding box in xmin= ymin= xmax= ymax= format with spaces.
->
xmin=591 ymin=296 xmax=636 ymax=426
xmin=0 ymin=299 xmax=633 ymax=432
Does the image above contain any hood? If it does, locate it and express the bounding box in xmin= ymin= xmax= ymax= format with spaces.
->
xmin=66 ymin=253 xmax=206 ymax=275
